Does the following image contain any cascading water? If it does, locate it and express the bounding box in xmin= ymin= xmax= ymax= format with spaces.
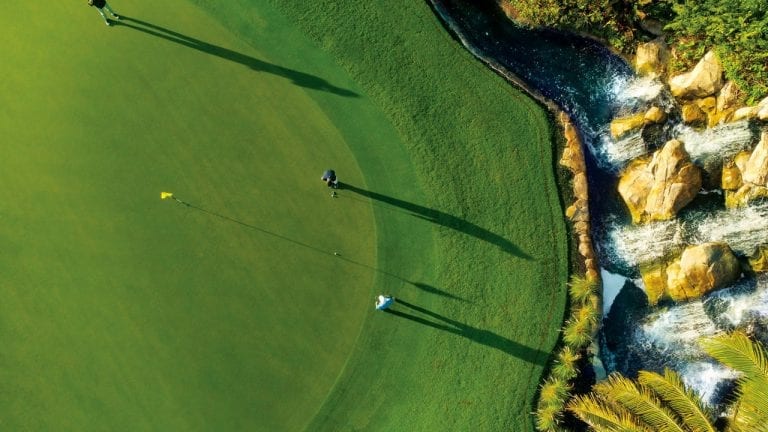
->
xmin=676 ymin=120 xmax=758 ymax=172
xmin=594 ymin=131 xmax=647 ymax=172
xmin=689 ymin=201 xmax=768 ymax=256
xmin=601 ymin=218 xmax=684 ymax=271
xmin=428 ymin=0 xmax=768 ymax=410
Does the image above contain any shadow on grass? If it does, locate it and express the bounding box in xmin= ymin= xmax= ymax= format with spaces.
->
xmin=166 ymin=197 xmax=468 ymax=301
xmin=385 ymin=299 xmax=546 ymax=365
xmin=341 ymin=184 xmax=532 ymax=259
xmin=114 ymin=17 xmax=359 ymax=97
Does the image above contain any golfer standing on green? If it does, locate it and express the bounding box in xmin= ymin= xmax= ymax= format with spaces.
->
xmin=88 ymin=0 xmax=121 ymax=26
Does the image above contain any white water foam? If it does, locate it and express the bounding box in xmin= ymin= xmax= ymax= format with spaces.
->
xmin=595 ymin=131 xmax=648 ymax=172
xmin=639 ymin=300 xmax=719 ymax=358
xmin=709 ymin=274 xmax=768 ymax=327
xmin=676 ymin=121 xmax=755 ymax=169
xmin=611 ymin=75 xmax=664 ymax=103
xmin=604 ymin=219 xmax=684 ymax=267
xmin=690 ymin=201 xmax=768 ymax=256
xmin=680 ymin=361 xmax=741 ymax=407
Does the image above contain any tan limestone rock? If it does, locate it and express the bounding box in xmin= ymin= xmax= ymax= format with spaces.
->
xmin=733 ymin=106 xmax=759 ymax=122
xmin=640 ymin=263 xmax=668 ymax=306
xmin=716 ymin=81 xmax=741 ymax=112
xmin=696 ymin=97 xmax=717 ymax=113
xmin=573 ymin=221 xmax=589 ymax=235
xmin=611 ymin=113 xmax=646 ymax=139
xmin=749 ymin=246 xmax=768 ymax=273
xmin=669 ymin=50 xmax=724 ymax=99
xmin=742 ymin=131 xmax=768 ymax=185
xmin=618 ymin=140 xmax=702 ymax=223
xmin=666 ymin=243 xmax=741 ymax=302
xmin=734 ymin=150 xmax=751 ymax=174
xmin=708 ymin=108 xmax=734 ymax=127
xmin=573 ymin=172 xmax=589 ymax=200
xmin=584 ymin=259 xmax=596 ymax=271
xmin=681 ymin=103 xmax=706 ymax=125
xmin=722 ymin=164 xmax=743 ymax=191
xmin=635 ymin=38 xmax=668 ymax=77
xmin=727 ymin=184 xmax=768 ymax=208
xmin=579 ymin=241 xmax=594 ymax=259
xmin=758 ymin=105 xmax=768 ymax=121
xmin=644 ymin=106 xmax=666 ymax=124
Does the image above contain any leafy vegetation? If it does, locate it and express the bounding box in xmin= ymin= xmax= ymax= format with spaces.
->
xmin=535 ymin=274 xmax=601 ymax=431
xmin=664 ymin=0 xmax=768 ymax=103
xmin=701 ymin=332 xmax=768 ymax=430
xmin=569 ymin=369 xmax=716 ymax=432
xmin=506 ymin=0 xmax=768 ymax=102
xmin=568 ymin=332 xmax=768 ymax=432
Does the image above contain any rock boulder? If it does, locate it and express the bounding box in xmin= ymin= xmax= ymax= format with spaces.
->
xmin=611 ymin=113 xmax=646 ymax=139
xmin=726 ymin=131 xmax=768 ymax=207
xmin=681 ymin=103 xmax=706 ymax=125
xmin=666 ymin=242 xmax=741 ymax=302
xmin=644 ymin=106 xmax=666 ymax=124
xmin=618 ymin=140 xmax=702 ymax=223
xmin=635 ymin=38 xmax=668 ymax=77
xmin=716 ymin=81 xmax=740 ymax=112
xmin=640 ymin=243 xmax=741 ymax=304
xmin=669 ymin=50 xmax=724 ymax=99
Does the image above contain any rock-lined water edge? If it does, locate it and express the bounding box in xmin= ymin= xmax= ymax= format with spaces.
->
xmin=427 ymin=0 xmax=768 ymax=407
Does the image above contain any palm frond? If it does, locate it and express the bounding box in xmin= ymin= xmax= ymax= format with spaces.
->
xmin=700 ymin=331 xmax=768 ymax=383
xmin=567 ymin=393 xmax=652 ymax=432
xmin=701 ymin=332 xmax=768 ymax=431
xmin=638 ymin=369 xmax=716 ymax=432
xmin=595 ymin=374 xmax=686 ymax=432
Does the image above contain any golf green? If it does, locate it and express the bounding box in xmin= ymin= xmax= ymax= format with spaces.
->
xmin=0 ymin=1 xmax=409 ymax=430
xmin=1 ymin=1 xmax=567 ymax=431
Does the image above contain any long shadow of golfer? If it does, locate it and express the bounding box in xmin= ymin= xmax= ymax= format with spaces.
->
xmin=411 ymin=282 xmax=467 ymax=302
xmin=385 ymin=299 xmax=546 ymax=365
xmin=341 ymin=184 xmax=531 ymax=259
xmin=115 ymin=17 xmax=359 ymax=97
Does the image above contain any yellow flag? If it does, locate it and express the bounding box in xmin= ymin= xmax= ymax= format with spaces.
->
xmin=160 ymin=192 xmax=174 ymax=200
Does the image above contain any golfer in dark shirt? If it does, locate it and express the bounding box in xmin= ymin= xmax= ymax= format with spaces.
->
xmin=321 ymin=169 xmax=339 ymax=189
xmin=88 ymin=0 xmax=120 ymax=26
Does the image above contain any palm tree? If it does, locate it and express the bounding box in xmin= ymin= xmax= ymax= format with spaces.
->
xmin=567 ymin=369 xmax=716 ymax=432
xmin=568 ymin=331 xmax=768 ymax=432
xmin=700 ymin=331 xmax=768 ymax=432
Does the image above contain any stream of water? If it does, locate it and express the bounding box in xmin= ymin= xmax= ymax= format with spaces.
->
xmin=429 ymin=0 xmax=767 ymax=407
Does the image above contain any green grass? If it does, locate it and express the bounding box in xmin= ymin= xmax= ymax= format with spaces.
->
xmin=192 ymin=1 xmax=569 ymax=430
xmin=1 ymin=0 xmax=567 ymax=431
xmin=0 ymin=1 xmax=396 ymax=430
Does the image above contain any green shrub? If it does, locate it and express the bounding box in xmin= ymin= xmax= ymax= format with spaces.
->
xmin=551 ymin=346 xmax=581 ymax=381
xmin=568 ymin=274 xmax=598 ymax=306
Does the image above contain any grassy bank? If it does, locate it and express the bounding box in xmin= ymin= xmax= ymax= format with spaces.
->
xmin=189 ymin=0 xmax=570 ymax=430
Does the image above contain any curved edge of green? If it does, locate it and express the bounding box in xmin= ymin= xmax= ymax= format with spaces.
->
xmin=185 ymin=0 xmax=569 ymax=430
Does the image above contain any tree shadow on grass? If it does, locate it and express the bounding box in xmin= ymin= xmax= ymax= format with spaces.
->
xmin=341 ymin=184 xmax=532 ymax=259
xmin=115 ymin=17 xmax=359 ymax=97
xmin=385 ymin=299 xmax=547 ymax=365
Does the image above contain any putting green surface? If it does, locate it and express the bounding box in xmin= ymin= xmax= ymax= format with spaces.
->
xmin=0 ymin=1 xmax=398 ymax=430
xmin=1 ymin=1 xmax=567 ymax=431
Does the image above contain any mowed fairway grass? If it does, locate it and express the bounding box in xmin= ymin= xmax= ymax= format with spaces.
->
xmin=1 ymin=1 xmax=567 ymax=432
